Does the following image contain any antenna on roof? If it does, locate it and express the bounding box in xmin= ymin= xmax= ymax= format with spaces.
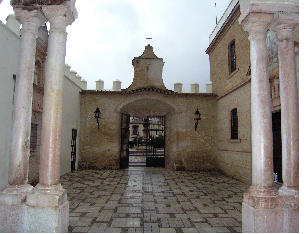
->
xmin=215 ymin=3 xmax=218 ymax=25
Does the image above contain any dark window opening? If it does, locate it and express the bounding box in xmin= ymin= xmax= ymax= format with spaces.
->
xmin=132 ymin=125 xmax=139 ymax=136
xmin=231 ymin=108 xmax=238 ymax=139
xmin=229 ymin=40 xmax=236 ymax=73
xmin=272 ymin=111 xmax=282 ymax=183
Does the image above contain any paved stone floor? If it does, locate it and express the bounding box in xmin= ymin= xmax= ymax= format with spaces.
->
xmin=60 ymin=167 xmax=249 ymax=233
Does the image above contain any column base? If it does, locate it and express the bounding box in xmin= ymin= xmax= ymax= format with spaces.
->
xmin=0 ymin=184 xmax=69 ymax=233
xmin=242 ymin=186 xmax=299 ymax=232
xmin=25 ymin=183 xmax=69 ymax=232
xmin=0 ymin=184 xmax=33 ymax=205
xmin=279 ymin=185 xmax=299 ymax=197
xmin=0 ymin=184 xmax=33 ymax=232
xmin=279 ymin=187 xmax=299 ymax=233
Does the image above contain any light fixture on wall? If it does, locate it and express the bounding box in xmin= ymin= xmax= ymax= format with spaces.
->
xmin=94 ymin=107 xmax=101 ymax=129
xmin=194 ymin=108 xmax=201 ymax=131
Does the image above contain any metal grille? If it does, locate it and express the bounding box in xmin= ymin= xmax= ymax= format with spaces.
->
xmin=144 ymin=116 xmax=165 ymax=167
xmin=71 ymin=129 xmax=77 ymax=171
xmin=120 ymin=113 xmax=130 ymax=169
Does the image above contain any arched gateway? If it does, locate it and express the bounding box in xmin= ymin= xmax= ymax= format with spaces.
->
xmin=78 ymin=45 xmax=217 ymax=171
xmin=0 ymin=1 xmax=298 ymax=232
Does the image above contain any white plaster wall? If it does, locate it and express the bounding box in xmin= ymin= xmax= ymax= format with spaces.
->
xmin=60 ymin=75 xmax=81 ymax=176
xmin=0 ymin=21 xmax=19 ymax=190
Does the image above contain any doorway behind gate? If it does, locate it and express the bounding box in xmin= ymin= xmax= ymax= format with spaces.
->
xmin=120 ymin=114 xmax=165 ymax=169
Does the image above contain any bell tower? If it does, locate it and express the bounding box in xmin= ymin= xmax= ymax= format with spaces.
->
xmin=127 ymin=44 xmax=166 ymax=90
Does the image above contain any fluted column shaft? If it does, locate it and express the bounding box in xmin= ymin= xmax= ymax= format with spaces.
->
xmin=39 ymin=5 xmax=74 ymax=186
xmin=270 ymin=14 xmax=299 ymax=195
xmin=9 ymin=8 xmax=45 ymax=185
xmin=242 ymin=13 xmax=277 ymax=195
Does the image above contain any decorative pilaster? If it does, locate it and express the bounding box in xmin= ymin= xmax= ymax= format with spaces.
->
xmin=269 ymin=13 xmax=299 ymax=197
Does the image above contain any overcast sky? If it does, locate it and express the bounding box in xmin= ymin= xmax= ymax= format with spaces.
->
xmin=1 ymin=0 xmax=232 ymax=92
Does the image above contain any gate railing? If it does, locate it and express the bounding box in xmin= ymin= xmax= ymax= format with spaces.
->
xmin=144 ymin=116 xmax=165 ymax=167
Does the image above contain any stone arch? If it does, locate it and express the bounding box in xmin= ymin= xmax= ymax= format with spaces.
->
xmin=116 ymin=95 xmax=179 ymax=169
xmin=117 ymin=96 xmax=178 ymax=117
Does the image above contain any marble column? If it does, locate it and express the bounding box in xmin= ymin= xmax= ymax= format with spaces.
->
xmin=269 ymin=13 xmax=299 ymax=196
xmin=240 ymin=13 xmax=283 ymax=233
xmin=269 ymin=13 xmax=299 ymax=233
xmin=24 ymin=3 xmax=77 ymax=233
xmin=8 ymin=8 xmax=45 ymax=188
xmin=38 ymin=5 xmax=75 ymax=187
xmin=242 ymin=13 xmax=277 ymax=197
xmin=0 ymin=8 xmax=46 ymax=233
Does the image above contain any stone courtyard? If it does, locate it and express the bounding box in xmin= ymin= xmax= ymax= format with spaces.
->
xmin=61 ymin=164 xmax=249 ymax=233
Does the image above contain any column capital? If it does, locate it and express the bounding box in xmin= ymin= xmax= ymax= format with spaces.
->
xmin=269 ymin=13 xmax=299 ymax=41
xmin=42 ymin=1 xmax=77 ymax=29
xmin=13 ymin=7 xmax=47 ymax=34
xmin=240 ymin=12 xmax=274 ymax=38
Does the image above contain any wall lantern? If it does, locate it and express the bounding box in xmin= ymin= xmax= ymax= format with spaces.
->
xmin=194 ymin=108 xmax=201 ymax=131
xmin=94 ymin=107 xmax=101 ymax=129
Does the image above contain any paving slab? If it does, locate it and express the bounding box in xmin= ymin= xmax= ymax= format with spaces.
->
xmin=60 ymin=167 xmax=249 ymax=233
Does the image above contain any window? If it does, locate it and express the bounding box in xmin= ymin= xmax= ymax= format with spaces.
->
xmin=132 ymin=125 xmax=139 ymax=135
xmin=230 ymin=108 xmax=238 ymax=139
xmin=229 ymin=40 xmax=236 ymax=73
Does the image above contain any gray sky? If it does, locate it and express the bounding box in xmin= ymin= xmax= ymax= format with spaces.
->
xmin=1 ymin=0 xmax=232 ymax=92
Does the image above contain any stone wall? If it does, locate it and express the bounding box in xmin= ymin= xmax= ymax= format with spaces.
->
xmin=215 ymin=82 xmax=252 ymax=183
xmin=206 ymin=5 xmax=252 ymax=184
xmin=79 ymin=90 xmax=217 ymax=171
xmin=207 ymin=5 xmax=251 ymax=97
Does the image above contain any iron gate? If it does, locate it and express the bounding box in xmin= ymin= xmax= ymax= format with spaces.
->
xmin=120 ymin=113 xmax=130 ymax=169
xmin=143 ymin=116 xmax=165 ymax=167
xmin=71 ymin=129 xmax=77 ymax=171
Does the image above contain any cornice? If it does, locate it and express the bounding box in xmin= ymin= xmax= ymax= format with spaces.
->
xmin=81 ymin=87 xmax=218 ymax=98
xmin=11 ymin=0 xmax=67 ymax=6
